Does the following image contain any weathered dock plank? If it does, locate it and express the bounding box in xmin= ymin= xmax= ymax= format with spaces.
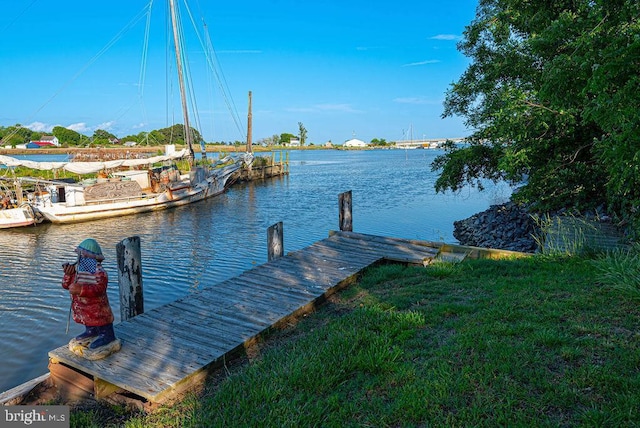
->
xmin=240 ymin=266 xmax=338 ymax=293
xmin=124 ymin=312 xmax=242 ymax=352
xmin=171 ymin=298 xmax=278 ymax=332
xmin=219 ymin=275 xmax=315 ymax=300
xmin=107 ymin=335 xmax=209 ymax=377
xmin=253 ymin=259 xmax=358 ymax=287
xmin=166 ymin=300 xmax=271 ymax=334
xmin=231 ymin=273 xmax=321 ymax=297
xmin=294 ymin=241 xmax=382 ymax=265
xmin=48 ymin=231 xmax=448 ymax=403
xmin=285 ymin=250 xmax=380 ymax=275
xmin=203 ymin=285 xmax=303 ymax=316
xmin=289 ymin=247 xmax=380 ymax=271
xmin=324 ymin=232 xmax=441 ymax=263
xmin=268 ymin=248 xmax=364 ymax=275
xmin=114 ymin=329 xmax=227 ymax=365
xmin=204 ymin=285 xmax=313 ymax=321
xmin=113 ymin=307 xmax=252 ymax=365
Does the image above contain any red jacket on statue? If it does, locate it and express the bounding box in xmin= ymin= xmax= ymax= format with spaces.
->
xmin=62 ymin=265 xmax=114 ymax=327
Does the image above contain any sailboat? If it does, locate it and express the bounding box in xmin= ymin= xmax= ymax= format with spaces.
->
xmin=0 ymin=148 xmax=250 ymax=225
xmin=0 ymin=0 xmax=253 ymax=227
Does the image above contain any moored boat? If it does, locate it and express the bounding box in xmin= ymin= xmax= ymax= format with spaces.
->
xmin=0 ymin=177 xmax=42 ymax=228
xmin=0 ymin=149 xmax=252 ymax=226
xmin=0 ymin=205 xmax=38 ymax=229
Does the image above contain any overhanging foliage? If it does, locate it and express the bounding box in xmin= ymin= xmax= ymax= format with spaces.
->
xmin=434 ymin=0 xmax=640 ymax=232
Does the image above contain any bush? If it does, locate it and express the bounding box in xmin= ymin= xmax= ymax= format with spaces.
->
xmin=592 ymin=244 xmax=640 ymax=300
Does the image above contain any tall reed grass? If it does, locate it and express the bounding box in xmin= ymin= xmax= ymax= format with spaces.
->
xmin=592 ymin=244 xmax=640 ymax=300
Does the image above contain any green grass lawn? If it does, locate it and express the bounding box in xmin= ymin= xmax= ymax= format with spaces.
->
xmin=72 ymin=254 xmax=640 ymax=427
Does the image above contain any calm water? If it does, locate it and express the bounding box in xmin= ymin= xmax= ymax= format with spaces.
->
xmin=0 ymin=149 xmax=512 ymax=392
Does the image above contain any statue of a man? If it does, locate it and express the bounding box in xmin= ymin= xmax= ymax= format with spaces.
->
xmin=62 ymin=238 xmax=121 ymax=360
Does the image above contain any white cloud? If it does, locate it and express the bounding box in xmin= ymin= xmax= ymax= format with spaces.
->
xmin=25 ymin=122 xmax=52 ymax=132
xmin=402 ymin=60 xmax=441 ymax=67
xmin=66 ymin=122 xmax=90 ymax=133
xmin=132 ymin=122 xmax=146 ymax=129
xmin=430 ymin=34 xmax=462 ymax=41
xmin=95 ymin=121 xmax=115 ymax=131
xmin=25 ymin=121 xmax=121 ymax=134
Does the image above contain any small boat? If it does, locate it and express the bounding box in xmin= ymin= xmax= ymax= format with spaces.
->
xmin=0 ymin=149 xmax=252 ymax=225
xmin=0 ymin=178 xmax=42 ymax=228
xmin=0 ymin=204 xmax=38 ymax=229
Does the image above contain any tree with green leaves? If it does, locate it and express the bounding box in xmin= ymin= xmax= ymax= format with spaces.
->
xmin=433 ymin=0 xmax=640 ymax=232
xmin=370 ymin=138 xmax=388 ymax=147
xmin=280 ymin=133 xmax=296 ymax=145
xmin=52 ymin=126 xmax=83 ymax=146
xmin=91 ymin=129 xmax=117 ymax=146
xmin=119 ymin=134 xmax=141 ymax=145
xmin=136 ymin=124 xmax=203 ymax=146
xmin=93 ymin=129 xmax=117 ymax=140
xmin=0 ymin=124 xmax=40 ymax=147
xmin=298 ymin=122 xmax=307 ymax=146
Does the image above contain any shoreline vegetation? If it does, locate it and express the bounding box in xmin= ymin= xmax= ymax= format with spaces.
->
xmin=0 ymin=146 xmax=281 ymax=157
xmin=0 ymin=145 xmax=352 ymax=158
xmin=22 ymin=252 xmax=640 ymax=426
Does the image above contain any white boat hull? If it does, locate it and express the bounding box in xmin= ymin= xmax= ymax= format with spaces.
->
xmin=33 ymin=161 xmax=245 ymax=225
xmin=37 ymin=185 xmax=211 ymax=224
xmin=0 ymin=205 xmax=37 ymax=229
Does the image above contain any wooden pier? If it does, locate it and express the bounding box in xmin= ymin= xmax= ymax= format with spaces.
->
xmin=47 ymin=231 xmax=523 ymax=404
xmin=237 ymin=152 xmax=289 ymax=182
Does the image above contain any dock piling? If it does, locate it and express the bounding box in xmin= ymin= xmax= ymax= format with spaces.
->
xmin=117 ymin=236 xmax=144 ymax=321
xmin=339 ymin=190 xmax=352 ymax=232
xmin=267 ymin=222 xmax=284 ymax=261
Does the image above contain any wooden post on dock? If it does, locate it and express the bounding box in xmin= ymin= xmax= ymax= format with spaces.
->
xmin=339 ymin=190 xmax=353 ymax=232
xmin=267 ymin=222 xmax=284 ymax=261
xmin=15 ymin=180 xmax=23 ymax=204
xmin=117 ymin=236 xmax=144 ymax=321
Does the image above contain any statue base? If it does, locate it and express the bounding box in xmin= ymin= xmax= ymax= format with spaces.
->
xmin=69 ymin=338 xmax=122 ymax=360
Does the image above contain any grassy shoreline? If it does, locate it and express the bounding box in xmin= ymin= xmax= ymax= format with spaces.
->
xmin=67 ymin=254 xmax=640 ymax=427
xmin=0 ymin=145 xmax=325 ymax=157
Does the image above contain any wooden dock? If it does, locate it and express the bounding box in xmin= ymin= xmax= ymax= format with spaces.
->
xmin=47 ymin=231 xmax=522 ymax=404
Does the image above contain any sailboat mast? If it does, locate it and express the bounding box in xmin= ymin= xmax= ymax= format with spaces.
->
xmin=169 ymin=0 xmax=195 ymax=164
xmin=246 ymin=91 xmax=253 ymax=153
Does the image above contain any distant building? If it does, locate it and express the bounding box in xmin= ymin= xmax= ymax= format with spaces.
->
xmin=288 ymin=138 xmax=301 ymax=147
xmin=27 ymin=141 xmax=56 ymax=149
xmin=344 ymin=138 xmax=367 ymax=148
xmin=32 ymin=135 xmax=60 ymax=146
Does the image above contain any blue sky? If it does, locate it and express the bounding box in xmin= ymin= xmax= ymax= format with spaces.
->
xmin=1 ymin=0 xmax=478 ymax=144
